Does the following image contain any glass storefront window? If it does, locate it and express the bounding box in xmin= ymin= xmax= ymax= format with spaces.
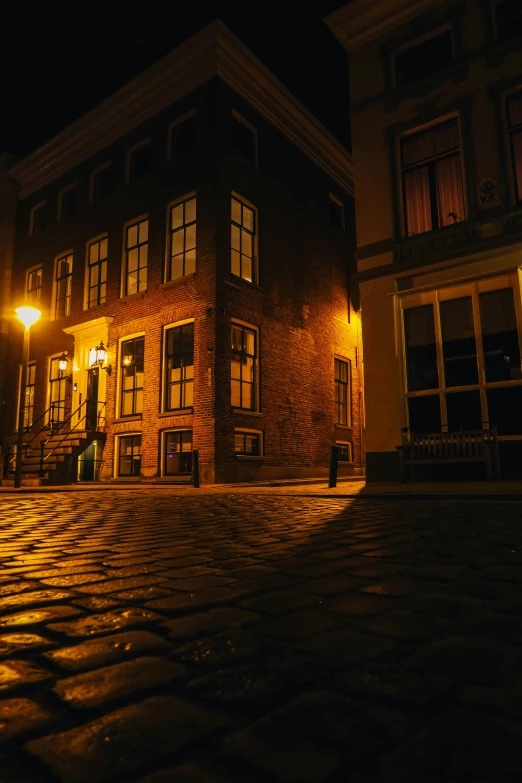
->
xmin=404 ymin=305 xmax=439 ymax=391
xmin=439 ymin=297 xmax=478 ymax=387
xmin=479 ymin=288 xmax=521 ymax=383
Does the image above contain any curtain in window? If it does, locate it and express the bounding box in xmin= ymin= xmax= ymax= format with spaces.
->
xmin=401 ymin=120 xmax=459 ymax=167
xmin=404 ymin=167 xmax=432 ymax=235
xmin=435 ymin=154 xmax=465 ymax=227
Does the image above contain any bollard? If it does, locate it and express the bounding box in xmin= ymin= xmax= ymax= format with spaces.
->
xmin=39 ymin=439 xmax=46 ymax=477
xmin=192 ymin=449 xmax=200 ymax=488
xmin=328 ymin=445 xmax=339 ymax=488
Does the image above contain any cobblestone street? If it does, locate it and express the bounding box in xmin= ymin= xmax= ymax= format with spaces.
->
xmin=1 ymin=489 xmax=522 ymax=782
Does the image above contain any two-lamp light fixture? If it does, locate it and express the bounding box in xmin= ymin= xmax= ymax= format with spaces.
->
xmin=57 ymin=342 xmax=112 ymax=383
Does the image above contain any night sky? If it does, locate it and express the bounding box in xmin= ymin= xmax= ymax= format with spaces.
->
xmin=1 ymin=1 xmax=350 ymax=161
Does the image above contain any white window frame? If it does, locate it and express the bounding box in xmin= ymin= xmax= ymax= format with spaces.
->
xmin=46 ymin=352 xmax=69 ymax=427
xmin=89 ymin=161 xmax=111 ymax=204
xmin=52 ymin=250 xmax=73 ymax=320
xmin=121 ymin=214 xmax=149 ymax=297
xmin=15 ymin=362 xmax=37 ymax=432
xmin=231 ymin=110 xmax=258 ymax=164
xmin=231 ymin=192 xmax=258 ymax=285
xmin=161 ymin=318 xmax=195 ymax=413
xmin=234 ymin=427 xmax=264 ymax=458
xmin=25 ymin=264 xmax=42 ymax=304
xmin=231 ymin=318 xmax=260 ymax=414
xmin=167 ymin=110 xmax=197 ymax=161
xmin=114 ymin=432 xmax=142 ymax=479
xmin=29 ymin=201 xmax=47 ymax=235
xmin=336 ymin=440 xmax=353 ymax=463
xmin=57 ymin=183 xmax=78 ymax=222
xmin=125 ymin=138 xmax=151 ymax=184
xmin=164 ymin=192 xmax=197 ymax=283
xmin=84 ymin=233 xmax=108 ymax=310
xmin=334 ymin=354 xmax=352 ymax=428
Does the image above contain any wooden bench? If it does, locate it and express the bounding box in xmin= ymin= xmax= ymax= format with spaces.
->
xmin=396 ymin=428 xmax=501 ymax=482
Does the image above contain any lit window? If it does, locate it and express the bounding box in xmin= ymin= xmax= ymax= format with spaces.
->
xmin=329 ymin=195 xmax=344 ymax=229
xmin=336 ymin=442 xmax=353 ymax=462
xmin=235 ymin=430 xmax=261 ymax=456
xmin=507 ymin=92 xmax=522 ymax=203
xmin=231 ymin=323 xmax=257 ymax=411
xmin=118 ymin=435 xmax=141 ymax=477
xmin=394 ymin=30 xmax=453 ymax=89
xmin=231 ymin=113 xmax=257 ymax=162
xmin=20 ymin=362 xmax=36 ymax=429
xmin=120 ymin=337 xmax=144 ymax=417
xmin=164 ymin=323 xmax=194 ymax=411
xmin=128 ymin=142 xmax=151 ymax=182
xmin=124 ymin=218 xmax=148 ymax=295
xmin=26 ymin=267 xmax=42 ymax=304
xmin=335 ymin=358 xmax=350 ymax=425
xmin=163 ymin=430 xmax=192 ymax=475
xmin=55 ymin=253 xmax=73 ymax=318
xmin=401 ymin=118 xmax=465 ymax=236
xmin=49 ymin=356 xmax=67 ymax=427
xmin=167 ymin=197 xmax=196 ymax=281
xmin=231 ymin=196 xmax=257 ymax=283
xmin=87 ymin=237 xmax=108 ymax=308
xmin=170 ymin=112 xmax=198 ymax=156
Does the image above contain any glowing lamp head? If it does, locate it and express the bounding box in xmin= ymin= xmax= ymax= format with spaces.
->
xmin=58 ymin=353 xmax=68 ymax=372
xmin=16 ymin=306 xmax=41 ymax=329
xmin=92 ymin=342 xmax=108 ymax=368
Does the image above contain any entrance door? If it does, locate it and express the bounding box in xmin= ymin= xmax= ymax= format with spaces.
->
xmin=86 ymin=368 xmax=99 ymax=431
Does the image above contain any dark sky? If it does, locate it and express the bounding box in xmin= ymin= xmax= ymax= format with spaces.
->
xmin=1 ymin=1 xmax=350 ymax=161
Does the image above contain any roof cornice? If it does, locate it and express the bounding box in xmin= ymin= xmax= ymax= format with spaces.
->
xmin=9 ymin=21 xmax=353 ymax=199
xmin=325 ymin=0 xmax=451 ymax=53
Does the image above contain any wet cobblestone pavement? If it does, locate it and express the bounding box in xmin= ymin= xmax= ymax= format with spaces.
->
xmin=1 ymin=489 xmax=522 ymax=782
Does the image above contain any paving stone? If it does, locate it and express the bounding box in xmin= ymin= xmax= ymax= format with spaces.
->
xmin=72 ymin=596 xmax=122 ymax=611
xmin=253 ymin=607 xmax=348 ymax=641
xmin=174 ymin=629 xmax=281 ymax=670
xmin=0 ymin=659 xmax=51 ymax=691
xmin=480 ymin=565 xmax=522 ymax=583
xmin=44 ymin=630 xmax=172 ymax=672
xmin=325 ymin=593 xmax=398 ymax=616
xmin=163 ymin=575 xmax=235 ymax=592
xmin=408 ymin=592 xmax=482 ymax=618
xmin=0 ymin=581 xmax=42 ymax=597
xmin=27 ymin=566 xmax=105 ymax=579
xmin=135 ymin=766 xmax=216 ymax=783
xmin=454 ymin=611 xmax=522 ymax=645
xmin=0 ymin=698 xmax=55 ymax=743
xmin=306 ymin=573 xmax=368 ymax=596
xmin=48 ymin=607 xmax=164 ymax=637
xmin=25 ymin=695 xmax=228 ymax=783
xmin=54 ymin=656 xmax=186 ymax=708
xmin=299 ymin=627 xmax=398 ymax=664
xmin=360 ymin=610 xmax=447 ymax=642
xmin=0 ymin=632 xmax=54 ymax=657
xmin=73 ymin=575 xmax=166 ymax=595
xmin=460 ymin=678 xmax=522 ymax=718
xmin=444 ymin=577 xmax=512 ymax=599
xmin=0 ymin=589 xmax=77 ymax=610
xmin=239 ymin=590 xmax=322 ymax=615
xmin=146 ymin=586 xmax=251 ymax=612
xmin=336 ymin=667 xmax=454 ymax=707
xmin=39 ymin=573 xmax=107 ymax=587
xmin=0 ymin=605 xmax=83 ymax=628
xmin=361 ymin=576 xmax=436 ymax=597
xmin=351 ymin=564 xmax=406 ymax=579
xmin=407 ymin=636 xmax=519 ymax=684
xmin=163 ymin=607 xmax=258 ymax=640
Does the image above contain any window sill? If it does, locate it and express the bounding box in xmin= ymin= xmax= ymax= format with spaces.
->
xmin=235 ymin=455 xmax=264 ymax=461
xmin=158 ymin=409 xmax=193 ymax=419
xmin=335 ymin=423 xmax=352 ymax=430
xmin=232 ymin=408 xmax=262 ymax=417
xmin=162 ymin=273 xmax=196 ymax=290
xmin=225 ymin=276 xmax=263 ymax=294
xmin=120 ymin=290 xmax=148 ymax=303
xmin=114 ymin=415 xmax=142 ymax=423
xmin=112 ymin=477 xmax=141 ymax=482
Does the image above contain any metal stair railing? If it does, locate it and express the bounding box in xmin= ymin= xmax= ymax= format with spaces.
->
xmin=43 ymin=400 xmax=106 ymax=466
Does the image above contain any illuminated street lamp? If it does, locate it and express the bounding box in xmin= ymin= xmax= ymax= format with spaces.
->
xmin=89 ymin=341 xmax=111 ymax=375
xmin=14 ymin=306 xmax=41 ymax=488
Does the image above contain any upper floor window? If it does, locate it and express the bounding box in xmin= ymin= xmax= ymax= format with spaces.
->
xmin=394 ymin=29 xmax=453 ymax=89
xmin=329 ymin=194 xmax=345 ymax=230
xmin=87 ymin=236 xmax=108 ymax=309
xmin=58 ymin=185 xmax=77 ymax=221
xmin=507 ymin=92 xmax=522 ymax=203
xmin=231 ymin=323 xmax=258 ymax=411
xmin=401 ymin=118 xmax=465 ymax=237
xmin=235 ymin=429 xmax=261 ymax=456
xmin=169 ymin=112 xmax=198 ymax=157
xmin=90 ymin=163 xmax=111 ymax=203
xmin=124 ymin=218 xmax=148 ymax=296
xmin=494 ymin=0 xmax=522 ymax=42
xmin=164 ymin=322 xmax=194 ymax=411
xmin=231 ymin=112 xmax=257 ymax=163
xmin=120 ymin=336 xmax=144 ymax=417
xmin=26 ymin=266 xmax=42 ymax=304
xmin=127 ymin=141 xmax=151 ymax=183
xmin=30 ymin=202 xmax=47 ymax=235
xmin=167 ymin=196 xmax=196 ymax=281
xmin=19 ymin=362 xmax=36 ymax=430
xmin=231 ymin=196 xmax=257 ymax=284
xmin=55 ymin=253 xmax=73 ymax=318
xmin=335 ymin=358 xmax=351 ymax=426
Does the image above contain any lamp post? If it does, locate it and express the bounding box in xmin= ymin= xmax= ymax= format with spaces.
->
xmin=14 ymin=306 xmax=41 ymax=488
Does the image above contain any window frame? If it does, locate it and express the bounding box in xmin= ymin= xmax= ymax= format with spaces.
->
xmin=125 ymin=138 xmax=151 ymax=184
xmin=89 ymin=161 xmax=111 ymax=204
xmin=231 ymin=319 xmax=260 ymax=413
xmin=161 ymin=429 xmax=193 ymax=477
xmin=122 ymin=215 xmax=149 ymax=297
xmin=164 ymin=193 xmax=197 ymax=282
xmin=392 ymin=25 xmax=454 ymax=90
xmin=336 ymin=440 xmax=353 ymax=463
xmin=118 ymin=334 xmax=145 ymax=419
xmin=334 ymin=356 xmax=352 ymax=427
xmin=47 ymin=353 xmax=69 ymax=427
xmin=399 ymin=274 xmax=522 ymax=437
xmin=398 ymin=113 xmax=468 ymax=238
xmin=231 ymin=110 xmax=258 ymax=164
xmin=167 ymin=110 xmax=198 ymax=161
xmin=85 ymin=233 xmax=108 ymax=310
xmin=29 ymin=201 xmax=47 ymax=235
xmin=16 ymin=361 xmax=36 ymax=431
xmin=57 ymin=183 xmax=78 ymax=222
xmin=116 ymin=433 xmax=142 ymax=478
xmin=25 ymin=265 xmax=42 ymax=304
xmin=162 ymin=319 xmax=195 ymax=413
xmin=230 ymin=193 xmax=258 ymax=285
xmin=53 ymin=251 xmax=73 ymax=320
xmin=234 ymin=427 xmax=263 ymax=457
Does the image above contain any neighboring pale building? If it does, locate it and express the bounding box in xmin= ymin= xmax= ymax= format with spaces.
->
xmin=327 ymin=0 xmax=522 ymax=480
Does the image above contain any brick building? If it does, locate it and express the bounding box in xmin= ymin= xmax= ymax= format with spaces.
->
xmin=328 ymin=0 xmax=522 ymax=481
xmin=0 ymin=21 xmax=362 ymax=485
